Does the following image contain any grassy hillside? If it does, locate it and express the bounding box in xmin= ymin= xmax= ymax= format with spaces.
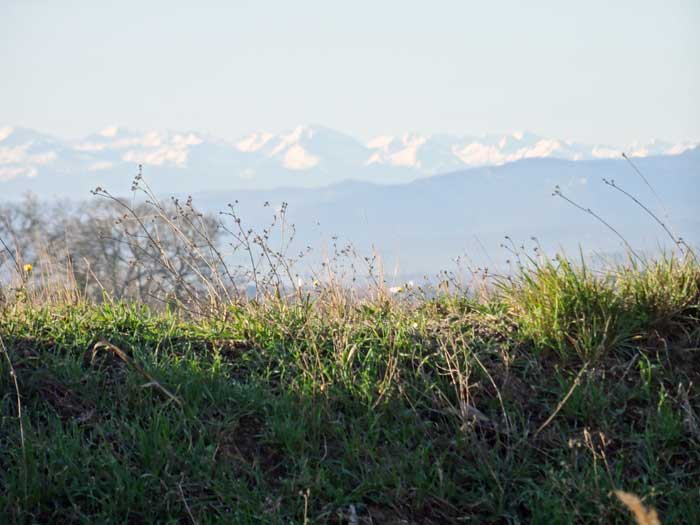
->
xmin=1 ymin=255 xmax=699 ymax=523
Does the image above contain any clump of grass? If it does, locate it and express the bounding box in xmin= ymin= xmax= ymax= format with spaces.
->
xmin=499 ymin=252 xmax=699 ymax=363
xmin=617 ymin=253 xmax=700 ymax=335
xmin=499 ymin=254 xmax=634 ymax=361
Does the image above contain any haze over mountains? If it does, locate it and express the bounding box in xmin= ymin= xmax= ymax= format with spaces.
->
xmin=2 ymin=124 xmax=698 ymax=277
xmin=1 ymin=124 xmax=697 ymax=198
xmin=189 ymin=149 xmax=700 ymax=277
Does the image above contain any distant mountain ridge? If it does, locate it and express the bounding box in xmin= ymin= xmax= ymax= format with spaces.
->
xmin=0 ymin=124 xmax=697 ymax=198
xmin=187 ymin=149 xmax=700 ymax=276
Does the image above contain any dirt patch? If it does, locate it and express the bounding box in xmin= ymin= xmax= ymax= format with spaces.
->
xmin=214 ymin=414 xmax=286 ymax=486
xmin=19 ymin=369 xmax=96 ymax=425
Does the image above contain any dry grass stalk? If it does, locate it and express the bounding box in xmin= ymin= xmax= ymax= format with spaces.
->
xmin=178 ymin=479 xmax=199 ymax=525
xmin=533 ymin=362 xmax=588 ymax=438
xmin=614 ymin=490 xmax=661 ymax=525
xmin=92 ymin=340 xmax=183 ymax=407
xmin=0 ymin=333 xmax=27 ymax=501
xmin=678 ymin=382 xmax=700 ymax=441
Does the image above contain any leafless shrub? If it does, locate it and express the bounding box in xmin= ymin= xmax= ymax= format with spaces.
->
xmin=1 ymin=168 xmax=324 ymax=313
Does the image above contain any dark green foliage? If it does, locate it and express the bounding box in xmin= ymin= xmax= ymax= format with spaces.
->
xmin=1 ymin=255 xmax=699 ymax=523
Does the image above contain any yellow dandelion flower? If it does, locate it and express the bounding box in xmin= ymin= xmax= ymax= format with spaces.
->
xmin=23 ymin=263 xmax=33 ymax=274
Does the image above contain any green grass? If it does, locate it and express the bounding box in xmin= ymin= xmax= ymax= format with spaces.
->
xmin=1 ymin=254 xmax=699 ymax=523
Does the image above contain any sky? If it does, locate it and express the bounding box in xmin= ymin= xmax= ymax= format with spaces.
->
xmin=1 ymin=0 xmax=699 ymax=145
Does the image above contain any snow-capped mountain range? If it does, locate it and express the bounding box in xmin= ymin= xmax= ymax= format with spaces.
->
xmin=0 ymin=124 xmax=697 ymax=197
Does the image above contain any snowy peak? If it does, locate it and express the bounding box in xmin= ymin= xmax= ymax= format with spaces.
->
xmin=0 ymin=127 xmax=65 ymax=181
xmin=0 ymin=124 xmax=697 ymax=189
xmin=74 ymin=127 xmax=203 ymax=167
xmin=235 ymin=125 xmax=368 ymax=171
xmin=367 ymin=131 xmax=587 ymax=171
xmin=0 ymin=126 xmax=15 ymax=143
xmin=235 ymin=131 xmax=274 ymax=153
xmin=366 ymin=133 xmax=428 ymax=168
xmin=233 ymin=126 xmax=320 ymax=170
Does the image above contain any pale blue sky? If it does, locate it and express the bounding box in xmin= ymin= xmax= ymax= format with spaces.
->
xmin=2 ymin=0 xmax=698 ymax=144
